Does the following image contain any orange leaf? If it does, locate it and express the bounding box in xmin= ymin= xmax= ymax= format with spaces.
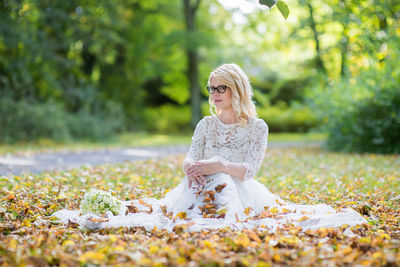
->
xmin=215 ymin=183 xmax=227 ymax=193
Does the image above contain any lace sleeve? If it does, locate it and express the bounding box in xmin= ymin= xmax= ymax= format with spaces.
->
xmin=242 ymin=119 xmax=269 ymax=180
xmin=182 ymin=118 xmax=207 ymax=175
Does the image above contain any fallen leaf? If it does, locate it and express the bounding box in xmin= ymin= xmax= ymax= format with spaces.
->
xmin=215 ymin=183 xmax=227 ymax=193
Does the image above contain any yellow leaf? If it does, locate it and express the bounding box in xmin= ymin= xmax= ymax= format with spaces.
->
xmin=244 ymin=207 xmax=253 ymax=216
xmin=149 ymin=246 xmax=159 ymax=254
xmin=175 ymin=211 xmax=187 ymax=220
xmin=240 ymin=257 xmax=250 ymax=266
xmin=9 ymin=239 xmax=17 ymax=250
xmin=298 ymin=216 xmax=309 ymax=222
xmin=177 ymin=257 xmax=187 ymax=264
xmin=161 ymin=246 xmax=177 ymax=256
xmin=281 ymin=208 xmax=291 ymax=214
xmin=71 ymin=234 xmax=80 ymax=240
xmin=139 ymin=257 xmax=152 ymax=265
xmin=273 ymin=254 xmax=281 ymax=262
xmin=216 ymin=207 xmax=227 ymax=215
xmin=279 ymin=236 xmax=299 ymax=245
xmin=203 ymin=240 xmax=216 ymax=249
xmin=109 ymin=234 xmax=117 ymax=243
xmin=318 ymin=227 xmax=329 ymax=238
xmin=56 ymin=192 xmax=67 ymax=200
xmin=62 ymin=240 xmax=75 ymax=247
xmin=372 ymin=251 xmax=383 ymax=260
xmin=359 ymin=237 xmax=371 ymax=243
xmin=269 ymin=207 xmax=278 ymax=214
xmin=380 ymin=233 xmax=390 ymax=240
xmin=234 ymin=233 xmax=250 ymax=247
xmin=79 ymin=251 xmax=105 ymax=263
xmin=113 ymin=246 xmax=124 ymax=252
xmin=341 ymin=246 xmax=353 ymax=255
xmin=360 ymin=260 xmax=372 ymax=266
xmin=22 ymin=219 xmax=31 ymax=227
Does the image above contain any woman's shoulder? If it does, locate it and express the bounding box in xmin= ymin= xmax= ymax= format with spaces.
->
xmin=249 ymin=117 xmax=269 ymax=133
xmin=195 ymin=116 xmax=214 ymax=129
xmin=198 ymin=116 xmax=214 ymax=124
xmin=202 ymin=115 xmax=214 ymax=121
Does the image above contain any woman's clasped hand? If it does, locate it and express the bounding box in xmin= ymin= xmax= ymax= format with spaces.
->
xmin=185 ymin=158 xmax=225 ymax=188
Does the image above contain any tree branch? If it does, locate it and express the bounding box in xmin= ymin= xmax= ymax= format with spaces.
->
xmin=191 ymin=0 xmax=201 ymax=13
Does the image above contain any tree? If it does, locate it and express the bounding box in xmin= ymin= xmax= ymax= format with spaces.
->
xmin=183 ymin=0 xmax=202 ymax=127
xmin=306 ymin=1 xmax=326 ymax=74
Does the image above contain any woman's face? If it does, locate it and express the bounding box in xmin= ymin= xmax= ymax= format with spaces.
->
xmin=210 ymin=77 xmax=232 ymax=111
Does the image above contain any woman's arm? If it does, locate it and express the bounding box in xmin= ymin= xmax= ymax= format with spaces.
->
xmin=186 ymin=119 xmax=269 ymax=181
xmin=186 ymin=158 xmax=246 ymax=180
xmin=183 ymin=118 xmax=208 ymax=188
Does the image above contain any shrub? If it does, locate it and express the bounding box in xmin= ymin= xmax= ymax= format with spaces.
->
xmin=143 ymin=104 xmax=192 ymax=133
xmin=0 ymin=97 xmax=71 ymax=143
xmin=326 ymin=86 xmax=400 ymax=154
xmin=0 ymin=97 xmax=125 ymax=143
xmin=257 ymin=102 xmax=321 ymax=132
xmin=67 ymin=102 xmax=125 ymax=141
xmin=306 ymin=39 xmax=400 ymax=154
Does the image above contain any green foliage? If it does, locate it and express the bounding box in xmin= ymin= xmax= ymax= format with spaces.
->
xmin=253 ymin=76 xmax=310 ymax=105
xmin=325 ymin=76 xmax=400 ymax=154
xmin=67 ymin=102 xmax=125 ymax=141
xmin=1 ymin=0 xmax=398 ymax=144
xmin=258 ymin=0 xmax=289 ymax=19
xmin=259 ymin=0 xmax=277 ymax=8
xmin=307 ymin=38 xmax=400 ymax=153
xmin=143 ymin=104 xmax=192 ymax=133
xmin=258 ymin=102 xmax=321 ymax=132
xmin=0 ymin=97 xmax=71 ymax=143
xmin=276 ymin=1 xmax=289 ymax=19
xmin=0 ymin=96 xmax=125 ymax=143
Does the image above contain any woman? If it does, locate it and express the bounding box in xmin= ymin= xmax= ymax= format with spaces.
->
xmin=52 ymin=64 xmax=367 ymax=232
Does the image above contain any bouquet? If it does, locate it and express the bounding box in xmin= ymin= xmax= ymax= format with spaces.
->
xmin=80 ymin=190 xmax=122 ymax=216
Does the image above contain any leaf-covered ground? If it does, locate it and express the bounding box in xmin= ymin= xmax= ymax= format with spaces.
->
xmin=0 ymin=147 xmax=399 ymax=266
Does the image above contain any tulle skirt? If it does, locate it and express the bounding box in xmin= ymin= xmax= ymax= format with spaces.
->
xmin=52 ymin=172 xmax=367 ymax=232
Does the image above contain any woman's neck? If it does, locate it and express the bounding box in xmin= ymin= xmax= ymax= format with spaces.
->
xmin=217 ymin=109 xmax=236 ymax=124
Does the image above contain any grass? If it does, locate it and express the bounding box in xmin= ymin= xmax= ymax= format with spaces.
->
xmin=268 ymin=132 xmax=326 ymax=142
xmin=0 ymin=132 xmax=327 ymax=156
xmin=0 ymin=146 xmax=399 ymax=266
xmin=0 ymin=132 xmax=192 ymax=156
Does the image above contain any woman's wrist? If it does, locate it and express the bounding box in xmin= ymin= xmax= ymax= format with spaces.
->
xmin=219 ymin=160 xmax=227 ymax=173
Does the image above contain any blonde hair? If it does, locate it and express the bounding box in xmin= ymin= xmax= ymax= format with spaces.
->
xmin=208 ymin=63 xmax=257 ymax=126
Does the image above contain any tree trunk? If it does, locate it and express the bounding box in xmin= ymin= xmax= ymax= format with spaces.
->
xmin=340 ymin=25 xmax=348 ymax=76
xmin=307 ymin=2 xmax=326 ymax=74
xmin=183 ymin=0 xmax=201 ymax=128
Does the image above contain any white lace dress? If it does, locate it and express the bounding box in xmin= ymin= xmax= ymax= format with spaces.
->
xmin=52 ymin=115 xmax=367 ymax=232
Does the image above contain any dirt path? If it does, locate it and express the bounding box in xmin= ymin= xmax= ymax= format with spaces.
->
xmin=0 ymin=141 xmax=322 ymax=176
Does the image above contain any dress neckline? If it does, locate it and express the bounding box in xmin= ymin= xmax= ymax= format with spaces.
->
xmin=213 ymin=115 xmax=250 ymax=127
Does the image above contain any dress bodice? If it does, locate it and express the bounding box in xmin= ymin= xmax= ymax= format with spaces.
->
xmin=183 ymin=115 xmax=269 ymax=180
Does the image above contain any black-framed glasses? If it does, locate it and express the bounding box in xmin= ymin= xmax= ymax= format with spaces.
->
xmin=207 ymin=85 xmax=227 ymax=94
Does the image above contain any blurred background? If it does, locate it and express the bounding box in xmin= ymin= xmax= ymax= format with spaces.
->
xmin=0 ymin=0 xmax=399 ymax=153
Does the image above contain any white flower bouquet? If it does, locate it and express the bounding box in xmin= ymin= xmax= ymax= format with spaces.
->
xmin=80 ymin=190 xmax=123 ymax=216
